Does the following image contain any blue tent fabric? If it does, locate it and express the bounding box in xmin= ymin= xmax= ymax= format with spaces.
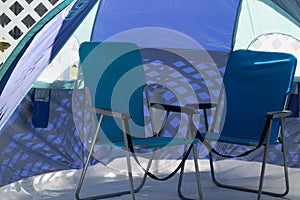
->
xmin=92 ymin=0 xmax=240 ymax=51
xmin=32 ymin=88 xmax=51 ymax=128
xmin=0 ymin=89 xmax=88 ymax=186
xmin=0 ymin=0 xmax=97 ymax=131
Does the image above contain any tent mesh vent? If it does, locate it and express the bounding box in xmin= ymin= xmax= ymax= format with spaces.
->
xmin=9 ymin=2 xmax=24 ymax=16
xmin=22 ymin=15 xmax=36 ymax=28
xmin=0 ymin=13 xmax=11 ymax=28
xmin=34 ymin=3 xmax=48 ymax=17
xmin=9 ymin=26 xmax=23 ymax=40
xmin=25 ymin=0 xmax=34 ymax=4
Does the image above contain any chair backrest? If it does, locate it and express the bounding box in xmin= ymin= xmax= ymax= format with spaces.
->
xmin=79 ymin=42 xmax=146 ymax=142
xmin=221 ymin=50 xmax=297 ymax=142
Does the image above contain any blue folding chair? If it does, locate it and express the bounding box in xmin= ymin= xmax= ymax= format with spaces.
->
xmin=75 ymin=42 xmax=203 ymax=200
xmin=192 ymin=50 xmax=297 ymax=199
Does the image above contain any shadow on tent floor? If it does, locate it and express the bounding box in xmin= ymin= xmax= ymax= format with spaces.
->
xmin=0 ymin=159 xmax=299 ymax=200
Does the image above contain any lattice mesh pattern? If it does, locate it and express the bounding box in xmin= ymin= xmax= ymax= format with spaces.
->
xmin=249 ymin=33 xmax=300 ymax=76
xmin=0 ymin=0 xmax=62 ymax=66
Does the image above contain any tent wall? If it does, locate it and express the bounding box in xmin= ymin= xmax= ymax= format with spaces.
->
xmin=0 ymin=89 xmax=88 ymax=186
xmin=0 ymin=0 xmax=98 ymax=131
xmin=0 ymin=88 xmax=299 ymax=187
xmin=234 ymin=0 xmax=300 ymax=50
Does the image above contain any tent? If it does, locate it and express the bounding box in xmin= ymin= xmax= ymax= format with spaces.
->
xmin=0 ymin=0 xmax=299 ymax=188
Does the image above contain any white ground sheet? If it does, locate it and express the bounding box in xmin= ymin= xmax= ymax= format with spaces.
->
xmin=0 ymin=159 xmax=299 ymax=200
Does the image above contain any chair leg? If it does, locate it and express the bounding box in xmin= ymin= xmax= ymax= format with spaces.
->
xmin=75 ymin=145 xmax=159 ymax=200
xmin=75 ymin=148 xmax=151 ymax=200
xmin=76 ymin=116 xmax=101 ymax=200
xmin=125 ymin=148 xmax=158 ymax=199
xmin=75 ymin=124 xmax=150 ymax=200
xmin=133 ymin=148 xmax=158 ymax=193
xmin=193 ymin=145 xmax=203 ymax=200
xmin=75 ymin=141 xmax=95 ymax=200
xmin=209 ymin=146 xmax=289 ymax=199
xmin=178 ymin=145 xmax=203 ymax=200
xmin=257 ymin=137 xmax=270 ymax=200
xmin=125 ymin=147 xmax=136 ymax=200
xmin=281 ymin=133 xmax=290 ymax=196
xmin=177 ymin=159 xmax=186 ymax=199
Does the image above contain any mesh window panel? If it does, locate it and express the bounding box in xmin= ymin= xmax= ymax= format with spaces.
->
xmin=0 ymin=0 xmax=62 ymax=66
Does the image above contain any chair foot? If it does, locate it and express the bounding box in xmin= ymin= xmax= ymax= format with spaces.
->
xmin=178 ymin=146 xmax=203 ymax=200
xmin=208 ymin=152 xmax=289 ymax=198
xmin=76 ymin=172 xmax=148 ymax=200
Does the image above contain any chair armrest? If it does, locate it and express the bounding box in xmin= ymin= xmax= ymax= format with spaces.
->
xmin=85 ymin=106 xmax=131 ymax=119
xmin=266 ymin=110 xmax=292 ymax=119
xmin=150 ymin=103 xmax=198 ymax=115
xmin=186 ymin=103 xmax=217 ymax=109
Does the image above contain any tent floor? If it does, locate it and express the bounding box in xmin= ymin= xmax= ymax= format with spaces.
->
xmin=1 ymin=159 xmax=299 ymax=200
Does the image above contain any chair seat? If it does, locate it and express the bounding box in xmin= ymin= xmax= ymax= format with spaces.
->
xmin=201 ymin=132 xmax=279 ymax=146
xmin=99 ymin=136 xmax=197 ymax=148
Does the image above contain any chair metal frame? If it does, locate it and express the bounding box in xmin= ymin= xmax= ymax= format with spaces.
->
xmin=204 ymin=108 xmax=290 ymax=200
xmin=75 ymin=41 xmax=203 ymax=199
xmin=75 ymin=106 xmax=149 ymax=200
xmin=193 ymin=49 xmax=296 ymax=200
xmin=75 ymin=99 xmax=203 ymax=200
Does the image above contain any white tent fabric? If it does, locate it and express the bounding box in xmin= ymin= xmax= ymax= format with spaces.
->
xmin=234 ymin=0 xmax=300 ymax=53
xmin=36 ymin=36 xmax=79 ymax=83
